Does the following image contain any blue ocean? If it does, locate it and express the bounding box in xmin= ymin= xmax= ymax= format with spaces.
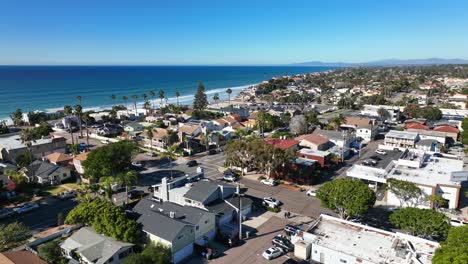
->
xmin=0 ymin=66 xmax=334 ymax=120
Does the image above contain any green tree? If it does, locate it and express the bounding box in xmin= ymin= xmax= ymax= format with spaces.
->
xmin=213 ymin=93 xmax=220 ymax=106
xmin=433 ymin=225 xmax=468 ymax=263
xmin=131 ymin=94 xmax=138 ymax=114
xmin=149 ymin=90 xmax=156 ymax=110
xmin=175 ymin=90 xmax=180 ymax=106
xmin=160 ymin=145 xmax=177 ymax=179
xmin=461 ymin=117 xmax=468 ymax=145
xmin=226 ymin=88 xmax=233 ymax=107
xmin=65 ymin=199 xmax=142 ymax=243
xmin=10 ymin=108 xmax=23 ymax=126
xmin=63 ymin=105 xmax=72 ymax=115
xmin=304 ymin=110 xmax=319 ymax=125
xmin=389 ymin=207 xmax=450 ymax=240
xmin=430 ymin=194 xmax=448 ymax=211
xmin=38 ymin=240 xmax=63 ymax=263
xmin=75 ymin=96 xmax=83 ymax=137
xmin=317 ymin=178 xmax=376 ymax=219
xmin=146 ymin=127 xmax=154 ymax=149
xmin=0 ymin=121 xmax=9 ymax=134
xmin=4 ymin=169 xmax=27 ymax=186
xmin=377 ymin=107 xmax=391 ymax=121
xmin=329 ymin=114 xmax=346 ymax=130
xmin=31 ymin=122 xmax=53 ymax=139
xmin=15 ymin=152 xmax=32 ymax=167
xmin=193 ymin=81 xmax=208 ymax=111
xmin=386 ymin=178 xmax=422 ymax=207
xmin=141 ymin=242 xmax=172 ymax=263
xmin=0 ymin=222 xmax=31 ymax=251
xmin=122 ymin=254 xmax=151 ymax=264
xmin=158 ymin=89 xmax=165 ymax=110
xmin=289 ymin=115 xmax=308 ymax=135
xmin=122 ymin=95 xmax=129 ymax=116
xmin=117 ymin=170 xmax=138 ymax=203
xmin=82 ymin=141 xmax=138 ymax=181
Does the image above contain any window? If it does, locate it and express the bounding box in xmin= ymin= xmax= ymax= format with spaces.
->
xmin=196 ymin=225 xmax=199 ymax=230
xmin=178 ymin=234 xmax=184 ymax=240
xmin=108 ymin=257 xmax=114 ymax=262
xmin=340 ymin=259 xmax=347 ymax=263
xmin=205 ymin=220 xmax=209 ymax=224
xmin=314 ymin=250 xmax=318 ymax=253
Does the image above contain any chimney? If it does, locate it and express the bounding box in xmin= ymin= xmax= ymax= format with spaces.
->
xmin=161 ymin=177 xmax=169 ymax=202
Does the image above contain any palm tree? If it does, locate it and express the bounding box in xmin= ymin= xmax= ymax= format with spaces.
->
xmin=160 ymin=145 xmax=177 ymax=180
xmin=330 ymin=114 xmax=346 ymax=130
xmin=20 ymin=128 xmax=36 ymax=179
xmin=82 ymin=113 xmax=91 ymax=150
xmin=64 ymin=105 xmax=72 ymax=115
xmin=149 ymin=90 xmax=155 ymax=110
xmin=146 ymin=127 xmax=154 ymax=149
xmin=143 ymin=101 xmax=151 ymax=116
xmin=213 ymin=93 xmax=220 ymax=107
xmin=131 ymin=95 xmax=138 ymax=115
xmin=117 ymin=171 xmax=138 ymax=204
xmin=76 ymin=96 xmax=83 ymax=137
xmin=74 ymin=104 xmax=83 ymax=139
xmin=226 ymin=88 xmax=233 ymax=107
xmin=142 ymin=93 xmax=148 ymax=103
xmin=111 ymin=94 xmax=116 ymax=108
xmin=175 ymin=91 xmax=180 ymax=106
xmin=99 ymin=176 xmax=114 ymax=200
xmin=158 ymin=89 xmax=165 ymax=110
xmin=122 ymin=95 xmax=129 ymax=116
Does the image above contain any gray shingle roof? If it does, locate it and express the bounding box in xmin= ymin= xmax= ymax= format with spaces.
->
xmin=24 ymin=161 xmax=60 ymax=179
xmin=136 ymin=207 xmax=190 ymax=242
xmin=183 ymin=181 xmax=221 ymax=203
xmin=61 ymin=227 xmax=133 ymax=264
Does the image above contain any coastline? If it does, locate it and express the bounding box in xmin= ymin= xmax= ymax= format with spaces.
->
xmin=0 ymin=83 xmax=255 ymax=124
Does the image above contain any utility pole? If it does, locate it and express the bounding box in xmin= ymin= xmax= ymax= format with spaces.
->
xmin=341 ymin=130 xmax=348 ymax=163
xmin=237 ymin=184 xmax=243 ymax=241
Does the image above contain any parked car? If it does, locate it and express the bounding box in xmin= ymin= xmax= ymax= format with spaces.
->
xmin=263 ymin=197 xmax=281 ymax=208
xmin=131 ymin=161 xmax=143 ymax=167
xmin=14 ymin=202 xmax=39 ymax=214
xmin=260 ymin=179 xmax=278 ymax=186
xmin=223 ymin=173 xmax=238 ymax=182
xmin=127 ymin=189 xmax=145 ymax=200
xmin=146 ymin=151 xmax=156 ymax=157
xmin=262 ymin=246 xmax=284 ymax=260
xmin=208 ymin=149 xmax=218 ymax=155
xmin=186 ymin=160 xmax=198 ymax=167
xmin=450 ymin=218 xmax=468 ymax=227
xmin=59 ymin=191 xmax=76 ymax=200
xmin=375 ymin=149 xmax=387 ymax=155
xmin=362 ymin=159 xmax=377 ymax=166
xmin=433 ymin=153 xmax=443 ymax=157
xmin=306 ymin=189 xmax=317 ymax=197
xmin=284 ymin=224 xmax=300 ymax=235
xmin=272 ymin=235 xmax=294 ymax=252
xmin=0 ymin=208 xmax=15 ymax=219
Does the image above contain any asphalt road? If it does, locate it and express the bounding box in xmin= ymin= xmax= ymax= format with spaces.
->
xmin=0 ymin=198 xmax=77 ymax=233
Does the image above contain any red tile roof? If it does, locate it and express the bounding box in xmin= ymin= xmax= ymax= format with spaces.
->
xmin=433 ymin=125 xmax=459 ymax=134
xmin=264 ymin=138 xmax=299 ymax=150
xmin=404 ymin=123 xmax=429 ymax=130
xmin=0 ymin=251 xmax=47 ymax=264
xmin=295 ymin=134 xmax=329 ymax=146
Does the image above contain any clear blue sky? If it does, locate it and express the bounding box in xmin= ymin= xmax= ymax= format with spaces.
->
xmin=1 ymin=0 xmax=468 ymax=65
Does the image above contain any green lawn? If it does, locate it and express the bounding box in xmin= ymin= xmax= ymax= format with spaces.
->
xmin=43 ymin=185 xmax=67 ymax=195
xmin=62 ymin=183 xmax=80 ymax=190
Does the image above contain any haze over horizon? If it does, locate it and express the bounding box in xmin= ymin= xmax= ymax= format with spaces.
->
xmin=1 ymin=0 xmax=468 ymax=65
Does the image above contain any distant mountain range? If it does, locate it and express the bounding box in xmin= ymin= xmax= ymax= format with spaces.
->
xmin=292 ymin=58 xmax=468 ymax=67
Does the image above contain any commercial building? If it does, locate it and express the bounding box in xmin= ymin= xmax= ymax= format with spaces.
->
xmin=347 ymin=149 xmax=467 ymax=209
xmin=299 ymin=214 xmax=439 ymax=264
xmin=360 ymin=105 xmax=401 ymax=121
xmin=384 ymin=130 xmax=419 ymax=149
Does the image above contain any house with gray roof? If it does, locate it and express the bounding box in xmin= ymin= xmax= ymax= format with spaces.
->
xmin=60 ymin=226 xmax=133 ymax=264
xmin=21 ymin=160 xmax=71 ymax=185
xmin=133 ymin=198 xmax=214 ymax=263
xmin=0 ymin=134 xmax=67 ymax=164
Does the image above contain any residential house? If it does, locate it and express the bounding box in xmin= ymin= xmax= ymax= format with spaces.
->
xmin=22 ymin=160 xmax=71 ymax=185
xmin=178 ymin=124 xmax=202 ymax=142
xmin=61 ymin=226 xmax=134 ymax=264
xmin=143 ymin=127 xmax=169 ymax=150
xmin=297 ymin=149 xmax=331 ymax=168
xmin=295 ymin=134 xmax=330 ymax=151
xmin=342 ymin=116 xmax=378 ymax=142
xmin=0 ymin=251 xmax=47 ymax=264
xmin=416 ymin=139 xmax=442 ymax=152
xmin=123 ymin=122 xmax=144 ymax=136
xmin=153 ymin=178 xmax=252 ymax=227
xmin=360 ymin=105 xmax=401 ymax=121
xmin=213 ymin=115 xmax=239 ymax=130
xmin=299 ymin=214 xmax=439 ymax=264
xmin=406 ymin=129 xmax=448 ymax=145
xmin=73 ymin=152 xmax=88 ymax=175
xmin=433 ymin=125 xmax=459 ymax=142
xmin=134 ymin=199 xmax=216 ymax=263
xmin=264 ymin=138 xmax=300 ymax=151
xmin=0 ymin=134 xmax=67 ymax=164
xmin=384 ymin=130 xmax=419 ymax=149
xmin=0 ymin=174 xmax=16 ymax=191
xmin=45 ymin=152 xmax=73 ymax=166
xmin=404 ymin=119 xmax=428 ymax=130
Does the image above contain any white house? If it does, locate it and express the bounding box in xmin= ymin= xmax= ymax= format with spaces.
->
xmin=361 ymin=105 xmax=401 ymax=121
xmin=384 ymin=130 xmax=419 ymax=149
xmin=299 ymin=214 xmax=439 ymax=264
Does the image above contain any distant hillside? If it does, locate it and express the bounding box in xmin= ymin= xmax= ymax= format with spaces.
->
xmin=293 ymin=58 xmax=468 ymax=67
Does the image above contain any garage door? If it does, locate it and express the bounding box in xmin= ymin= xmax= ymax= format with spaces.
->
xmin=173 ymin=243 xmax=193 ymax=264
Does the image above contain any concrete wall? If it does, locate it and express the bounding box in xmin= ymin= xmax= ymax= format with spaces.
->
xmin=310 ymin=244 xmax=375 ymax=264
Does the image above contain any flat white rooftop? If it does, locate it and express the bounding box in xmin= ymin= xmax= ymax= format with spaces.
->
xmin=0 ymin=134 xmax=54 ymax=150
xmin=299 ymin=148 xmax=330 ymax=157
xmin=385 ymin=130 xmax=419 ymax=140
xmin=305 ymin=214 xmax=439 ymax=264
